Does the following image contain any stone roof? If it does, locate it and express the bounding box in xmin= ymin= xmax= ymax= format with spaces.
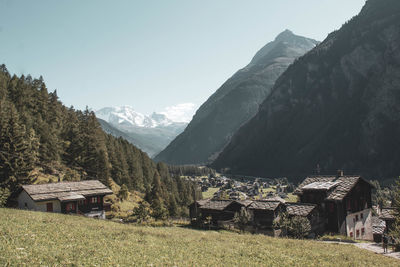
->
xmin=22 ymin=180 xmax=113 ymax=202
xmin=248 ymin=201 xmax=281 ymax=211
xmin=236 ymin=200 xmax=254 ymax=207
xmin=372 ymin=216 xmax=386 ymax=235
xmin=286 ymin=203 xmax=316 ymax=217
xmin=302 ymin=181 xmax=340 ymax=191
xmin=380 ymin=208 xmax=396 ymax=220
xmin=200 ymin=200 xmax=232 ymax=211
xmin=325 ymin=176 xmax=361 ymax=201
xmin=294 ymin=176 xmax=336 ymax=194
xmin=295 ymin=175 xmax=369 ymax=201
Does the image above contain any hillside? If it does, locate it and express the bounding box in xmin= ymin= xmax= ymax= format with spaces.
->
xmin=0 ymin=65 xmax=200 ymax=217
xmin=1 ymin=208 xmax=399 ymax=266
xmin=96 ymin=107 xmax=187 ymax=157
xmin=213 ymin=0 xmax=400 ymax=181
xmin=155 ymin=30 xmax=318 ymax=165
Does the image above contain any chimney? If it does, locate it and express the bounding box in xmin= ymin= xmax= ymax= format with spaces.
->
xmin=336 ymin=170 xmax=344 ymax=178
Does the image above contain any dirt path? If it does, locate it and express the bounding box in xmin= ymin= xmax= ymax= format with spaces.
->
xmin=354 ymin=243 xmax=400 ymax=260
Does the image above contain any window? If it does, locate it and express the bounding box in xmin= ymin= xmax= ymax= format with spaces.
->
xmin=91 ymin=197 xmax=98 ymax=204
xmin=24 ymin=202 xmax=27 ymax=208
xmin=350 ymin=232 xmax=353 ymax=237
xmin=355 ymin=215 xmax=359 ymax=221
xmin=361 ymin=228 xmax=365 ymax=235
xmin=356 ymin=229 xmax=360 ymax=237
xmin=78 ymin=200 xmax=84 ymax=205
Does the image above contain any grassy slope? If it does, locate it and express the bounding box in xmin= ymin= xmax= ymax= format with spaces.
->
xmin=1 ymin=209 xmax=398 ymax=266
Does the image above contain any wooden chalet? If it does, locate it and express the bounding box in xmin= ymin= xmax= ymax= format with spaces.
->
xmin=17 ymin=180 xmax=113 ymax=219
xmin=294 ymin=174 xmax=374 ymax=239
xmin=248 ymin=200 xmax=285 ymax=231
xmin=286 ymin=203 xmax=324 ymax=236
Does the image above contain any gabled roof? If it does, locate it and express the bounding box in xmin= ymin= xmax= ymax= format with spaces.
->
xmin=295 ymin=175 xmax=372 ymax=201
xmin=248 ymin=200 xmax=281 ymax=211
xmin=302 ymin=181 xmax=340 ymax=191
xmin=372 ymin=217 xmax=386 ymax=235
xmin=22 ymin=180 xmax=113 ymax=202
xmin=286 ymin=203 xmax=316 ymax=217
xmin=200 ymin=200 xmax=232 ymax=211
xmin=294 ymin=176 xmax=336 ymax=194
xmin=380 ymin=208 xmax=396 ymax=220
xmin=325 ymin=176 xmax=362 ymax=201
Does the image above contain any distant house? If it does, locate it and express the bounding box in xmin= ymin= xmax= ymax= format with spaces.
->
xmin=286 ymin=203 xmax=324 ymax=236
xmin=379 ymin=207 xmax=396 ymax=232
xmin=294 ymin=174 xmax=374 ymax=240
xmin=248 ymin=200 xmax=285 ymax=234
xmin=17 ymin=180 xmax=113 ymax=219
xmin=372 ymin=217 xmax=386 ymax=243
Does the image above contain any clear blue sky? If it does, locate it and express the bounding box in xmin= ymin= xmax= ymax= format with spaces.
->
xmin=0 ymin=0 xmax=365 ymax=115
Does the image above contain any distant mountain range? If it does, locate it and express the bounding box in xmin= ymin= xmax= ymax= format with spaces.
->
xmin=154 ymin=30 xmax=318 ymax=165
xmin=212 ymin=0 xmax=400 ymax=181
xmin=95 ymin=106 xmax=187 ymax=157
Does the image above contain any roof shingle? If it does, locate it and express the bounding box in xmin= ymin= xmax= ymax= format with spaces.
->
xmin=286 ymin=203 xmax=316 ymax=217
xmin=22 ymin=180 xmax=113 ymax=202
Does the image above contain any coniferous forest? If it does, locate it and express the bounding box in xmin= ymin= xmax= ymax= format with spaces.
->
xmin=0 ymin=64 xmax=201 ymax=216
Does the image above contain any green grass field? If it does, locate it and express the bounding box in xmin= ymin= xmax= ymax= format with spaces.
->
xmin=202 ymin=187 xmax=219 ymax=199
xmin=1 ymin=208 xmax=398 ymax=266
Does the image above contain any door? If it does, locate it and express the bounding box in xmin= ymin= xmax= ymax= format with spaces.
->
xmin=46 ymin=202 xmax=53 ymax=212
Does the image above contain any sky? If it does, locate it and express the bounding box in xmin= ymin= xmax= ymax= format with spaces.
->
xmin=0 ymin=0 xmax=366 ymax=120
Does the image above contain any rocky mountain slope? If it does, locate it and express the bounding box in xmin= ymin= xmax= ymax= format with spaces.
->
xmin=212 ymin=0 xmax=400 ymax=181
xmin=155 ymin=30 xmax=318 ymax=164
xmin=96 ymin=106 xmax=187 ymax=157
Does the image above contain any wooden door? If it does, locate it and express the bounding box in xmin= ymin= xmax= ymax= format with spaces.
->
xmin=46 ymin=202 xmax=53 ymax=212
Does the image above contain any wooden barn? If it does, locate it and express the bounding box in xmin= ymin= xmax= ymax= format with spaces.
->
xmin=17 ymin=180 xmax=113 ymax=219
xmin=248 ymin=200 xmax=285 ymax=231
xmin=294 ymin=174 xmax=374 ymax=239
xmin=286 ymin=203 xmax=324 ymax=236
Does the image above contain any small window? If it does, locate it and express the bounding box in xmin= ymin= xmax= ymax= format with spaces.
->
xmin=356 ymin=229 xmax=360 ymax=237
xmin=355 ymin=215 xmax=359 ymax=221
xmin=350 ymin=232 xmax=353 ymax=237
xmin=24 ymin=202 xmax=27 ymax=208
xmin=361 ymin=228 xmax=365 ymax=235
xmin=91 ymin=197 xmax=98 ymax=204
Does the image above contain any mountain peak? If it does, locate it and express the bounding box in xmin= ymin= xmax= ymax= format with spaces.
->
xmin=249 ymin=30 xmax=318 ymax=66
xmin=275 ymin=29 xmax=295 ymax=41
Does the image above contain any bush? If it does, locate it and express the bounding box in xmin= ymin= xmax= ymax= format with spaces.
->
xmin=274 ymin=212 xmax=311 ymax=239
xmin=0 ymin=187 xmax=10 ymax=207
xmin=234 ymin=207 xmax=251 ymax=232
xmin=118 ymin=184 xmax=129 ymax=201
xmin=131 ymin=201 xmax=151 ymax=223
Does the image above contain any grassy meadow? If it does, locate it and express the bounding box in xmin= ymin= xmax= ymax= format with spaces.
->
xmin=0 ymin=208 xmax=399 ymax=266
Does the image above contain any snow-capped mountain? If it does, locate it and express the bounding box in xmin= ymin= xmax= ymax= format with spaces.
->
xmin=95 ymin=106 xmax=175 ymax=128
xmin=95 ymin=106 xmax=191 ymax=157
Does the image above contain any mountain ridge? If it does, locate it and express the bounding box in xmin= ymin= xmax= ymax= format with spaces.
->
xmin=212 ymin=0 xmax=400 ymax=182
xmin=155 ymin=30 xmax=318 ymax=165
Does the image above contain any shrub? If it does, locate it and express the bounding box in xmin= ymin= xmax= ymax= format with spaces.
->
xmin=274 ymin=212 xmax=311 ymax=239
xmin=234 ymin=207 xmax=251 ymax=232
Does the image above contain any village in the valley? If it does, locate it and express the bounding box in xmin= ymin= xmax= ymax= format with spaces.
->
xmin=185 ymin=170 xmax=398 ymax=257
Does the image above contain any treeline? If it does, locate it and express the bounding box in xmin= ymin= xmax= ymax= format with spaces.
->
xmin=0 ymin=64 xmax=201 ymax=216
xmin=168 ymin=165 xmax=216 ymax=177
